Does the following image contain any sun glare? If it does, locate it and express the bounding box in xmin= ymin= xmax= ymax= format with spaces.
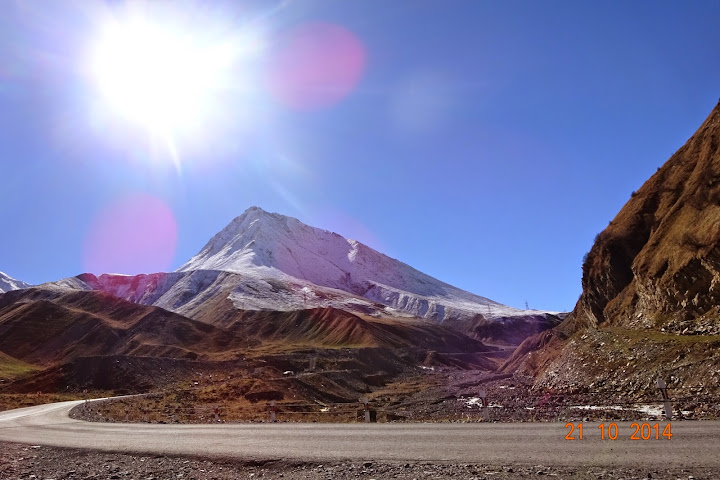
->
xmin=90 ymin=17 xmax=262 ymax=134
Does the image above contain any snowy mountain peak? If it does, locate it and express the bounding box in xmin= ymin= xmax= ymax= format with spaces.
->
xmin=179 ymin=207 xmax=357 ymax=277
xmin=176 ymin=208 xmax=533 ymax=321
xmin=229 ymin=206 xmax=282 ymax=230
xmin=0 ymin=271 xmax=31 ymax=293
xmin=182 ymin=207 xmax=341 ymax=273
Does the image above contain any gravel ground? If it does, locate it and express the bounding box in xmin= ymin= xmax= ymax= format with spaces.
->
xmin=68 ymin=371 xmax=717 ymax=425
xmin=0 ymin=442 xmax=716 ymax=480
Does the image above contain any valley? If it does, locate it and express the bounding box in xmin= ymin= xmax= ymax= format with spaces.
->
xmin=5 ymin=97 xmax=720 ymax=424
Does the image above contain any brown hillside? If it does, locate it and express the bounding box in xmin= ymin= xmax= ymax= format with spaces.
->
xmin=0 ymin=286 xmax=504 ymax=408
xmin=184 ymin=290 xmax=492 ymax=353
xmin=570 ymin=99 xmax=720 ymax=335
xmin=508 ymin=99 xmax=720 ymax=393
xmin=0 ymin=288 xmax=247 ymax=365
xmin=224 ymin=306 xmax=492 ymax=353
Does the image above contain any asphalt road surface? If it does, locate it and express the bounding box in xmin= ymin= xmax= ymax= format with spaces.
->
xmin=0 ymin=399 xmax=718 ymax=467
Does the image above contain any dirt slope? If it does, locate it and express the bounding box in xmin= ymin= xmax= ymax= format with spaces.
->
xmin=0 ymin=288 xmax=248 ymax=365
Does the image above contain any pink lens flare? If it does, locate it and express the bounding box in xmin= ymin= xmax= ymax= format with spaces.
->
xmin=83 ymin=194 xmax=178 ymax=275
xmin=267 ymin=23 xmax=367 ymax=110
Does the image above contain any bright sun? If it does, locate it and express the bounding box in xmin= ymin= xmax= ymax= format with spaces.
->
xmin=90 ymin=17 xmax=262 ymax=134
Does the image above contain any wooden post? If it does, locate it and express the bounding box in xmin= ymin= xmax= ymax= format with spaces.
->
xmin=270 ymin=401 xmax=276 ymax=423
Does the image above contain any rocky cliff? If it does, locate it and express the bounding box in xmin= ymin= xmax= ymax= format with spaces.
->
xmin=575 ymin=99 xmax=720 ymax=335
xmin=507 ymin=99 xmax=720 ymax=396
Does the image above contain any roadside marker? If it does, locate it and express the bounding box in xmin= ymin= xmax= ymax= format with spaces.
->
xmin=361 ymin=397 xmax=370 ymax=423
xmin=657 ymin=378 xmax=672 ymax=420
xmin=479 ymin=389 xmax=490 ymax=421
xmin=270 ymin=401 xmax=276 ymax=423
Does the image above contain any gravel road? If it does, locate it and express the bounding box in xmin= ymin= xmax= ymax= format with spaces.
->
xmin=0 ymin=399 xmax=718 ymax=478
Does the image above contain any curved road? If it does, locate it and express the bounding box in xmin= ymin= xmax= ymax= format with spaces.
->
xmin=0 ymin=399 xmax=718 ymax=467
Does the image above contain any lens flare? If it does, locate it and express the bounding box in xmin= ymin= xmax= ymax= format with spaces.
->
xmin=267 ymin=23 xmax=367 ymax=110
xmin=83 ymin=194 xmax=178 ymax=274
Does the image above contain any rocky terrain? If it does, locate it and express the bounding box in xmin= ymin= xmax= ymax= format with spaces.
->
xmin=507 ymin=99 xmax=720 ymax=394
xmin=0 ymin=442 xmax=715 ymax=479
xmin=576 ymin=98 xmax=720 ymax=336
xmin=67 ymin=368 xmax=718 ymax=425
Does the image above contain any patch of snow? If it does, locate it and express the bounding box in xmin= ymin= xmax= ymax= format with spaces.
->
xmin=176 ymin=207 xmax=560 ymax=322
xmin=571 ymin=405 xmax=625 ymax=411
xmin=634 ymin=404 xmax=665 ymax=417
xmin=465 ymin=398 xmax=502 ymax=408
xmin=0 ymin=271 xmax=31 ymax=293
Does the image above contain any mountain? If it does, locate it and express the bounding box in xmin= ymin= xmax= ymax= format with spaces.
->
xmin=177 ymin=206 xmax=523 ymax=321
xmin=47 ymin=207 xmax=561 ymax=343
xmin=0 ymin=283 xmax=501 ymax=396
xmin=506 ymin=99 xmax=720 ymax=395
xmin=0 ymin=272 xmax=30 ymax=294
xmin=0 ymin=287 xmax=489 ymax=365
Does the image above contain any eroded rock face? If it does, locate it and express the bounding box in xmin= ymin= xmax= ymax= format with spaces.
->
xmin=511 ymin=100 xmax=720 ymax=391
xmin=571 ymin=99 xmax=720 ymax=336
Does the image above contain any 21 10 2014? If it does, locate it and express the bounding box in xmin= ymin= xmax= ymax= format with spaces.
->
xmin=564 ymin=422 xmax=672 ymax=440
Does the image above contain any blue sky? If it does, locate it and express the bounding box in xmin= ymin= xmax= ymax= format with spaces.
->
xmin=1 ymin=0 xmax=719 ymax=312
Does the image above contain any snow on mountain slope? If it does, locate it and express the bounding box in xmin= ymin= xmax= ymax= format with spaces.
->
xmin=178 ymin=206 xmax=546 ymax=322
xmin=56 ymin=270 xmax=411 ymax=324
xmin=37 ymin=207 xmax=562 ymax=343
xmin=0 ymin=272 xmax=30 ymax=293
